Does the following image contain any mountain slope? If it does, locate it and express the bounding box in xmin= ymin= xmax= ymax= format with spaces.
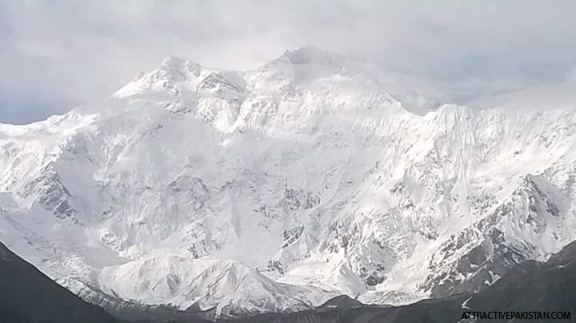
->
xmin=1 ymin=47 xmax=576 ymax=318
xmin=0 ymin=241 xmax=118 ymax=323
xmin=239 ymin=240 xmax=576 ymax=322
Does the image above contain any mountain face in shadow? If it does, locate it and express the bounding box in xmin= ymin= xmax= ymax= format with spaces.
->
xmin=0 ymin=241 xmax=119 ymax=323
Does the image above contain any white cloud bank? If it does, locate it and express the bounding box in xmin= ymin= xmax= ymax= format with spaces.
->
xmin=1 ymin=0 xmax=576 ymax=122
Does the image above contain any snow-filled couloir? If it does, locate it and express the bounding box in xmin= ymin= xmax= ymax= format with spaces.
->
xmin=2 ymin=46 xmax=576 ymax=318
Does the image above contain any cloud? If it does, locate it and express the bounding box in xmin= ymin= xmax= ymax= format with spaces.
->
xmin=0 ymin=83 xmax=67 ymax=124
xmin=1 ymin=0 xmax=576 ymax=123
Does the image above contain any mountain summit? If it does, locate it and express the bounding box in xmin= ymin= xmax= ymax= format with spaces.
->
xmin=1 ymin=47 xmax=576 ymax=319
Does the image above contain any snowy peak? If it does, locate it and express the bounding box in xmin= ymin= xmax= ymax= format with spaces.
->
xmin=96 ymin=255 xmax=329 ymax=318
xmin=112 ymin=47 xmax=445 ymax=118
xmin=113 ymin=54 xmax=248 ymax=104
xmin=160 ymin=55 xmax=201 ymax=75
xmin=259 ymin=45 xmax=373 ymax=89
xmin=260 ymin=47 xmax=445 ymax=115
xmin=276 ymin=46 xmax=345 ymax=67
xmin=114 ymin=56 xmax=203 ymax=98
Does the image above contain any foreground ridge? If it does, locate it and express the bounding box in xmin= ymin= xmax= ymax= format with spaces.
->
xmin=0 ymin=241 xmax=118 ymax=323
xmin=2 ymin=239 xmax=575 ymax=323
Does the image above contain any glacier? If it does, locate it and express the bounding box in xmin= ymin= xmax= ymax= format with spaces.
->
xmin=1 ymin=46 xmax=576 ymax=318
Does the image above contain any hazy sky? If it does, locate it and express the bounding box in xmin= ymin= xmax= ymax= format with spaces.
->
xmin=1 ymin=0 xmax=576 ymax=123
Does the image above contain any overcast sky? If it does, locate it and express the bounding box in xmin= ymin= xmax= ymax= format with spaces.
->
xmin=1 ymin=0 xmax=576 ymax=124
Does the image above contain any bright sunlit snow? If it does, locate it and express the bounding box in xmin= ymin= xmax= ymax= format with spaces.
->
xmin=1 ymin=47 xmax=576 ymax=317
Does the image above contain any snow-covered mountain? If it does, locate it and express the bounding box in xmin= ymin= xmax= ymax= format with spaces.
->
xmin=1 ymin=46 xmax=576 ymax=318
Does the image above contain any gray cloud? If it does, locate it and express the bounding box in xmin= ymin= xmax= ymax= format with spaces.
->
xmin=0 ymin=83 xmax=67 ymax=124
xmin=1 ymin=0 xmax=576 ymax=123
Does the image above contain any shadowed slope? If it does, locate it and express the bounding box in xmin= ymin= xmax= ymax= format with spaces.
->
xmin=0 ymin=241 xmax=118 ymax=323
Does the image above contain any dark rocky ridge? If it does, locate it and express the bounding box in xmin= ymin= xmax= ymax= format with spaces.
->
xmin=0 ymin=241 xmax=117 ymax=323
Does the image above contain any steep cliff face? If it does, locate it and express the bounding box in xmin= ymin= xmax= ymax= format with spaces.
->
xmin=1 ymin=47 xmax=576 ymax=318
